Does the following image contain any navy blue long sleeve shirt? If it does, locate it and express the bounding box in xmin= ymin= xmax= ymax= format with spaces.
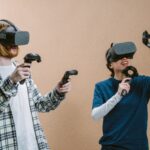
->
xmin=92 ymin=75 xmax=150 ymax=150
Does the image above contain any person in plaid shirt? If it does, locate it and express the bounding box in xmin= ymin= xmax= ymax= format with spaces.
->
xmin=0 ymin=19 xmax=71 ymax=150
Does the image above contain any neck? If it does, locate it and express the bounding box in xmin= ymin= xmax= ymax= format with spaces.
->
xmin=0 ymin=56 xmax=12 ymax=66
xmin=114 ymin=71 xmax=126 ymax=81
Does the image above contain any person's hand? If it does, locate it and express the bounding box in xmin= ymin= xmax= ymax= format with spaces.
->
xmin=55 ymin=80 xmax=71 ymax=94
xmin=117 ymin=78 xmax=131 ymax=96
xmin=9 ymin=63 xmax=31 ymax=84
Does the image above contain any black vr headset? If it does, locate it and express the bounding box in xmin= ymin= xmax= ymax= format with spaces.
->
xmin=106 ymin=42 xmax=137 ymax=62
xmin=0 ymin=19 xmax=29 ymax=46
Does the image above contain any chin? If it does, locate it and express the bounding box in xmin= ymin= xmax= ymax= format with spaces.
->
xmin=123 ymin=64 xmax=130 ymax=68
xmin=120 ymin=66 xmax=127 ymax=72
xmin=7 ymin=49 xmax=19 ymax=58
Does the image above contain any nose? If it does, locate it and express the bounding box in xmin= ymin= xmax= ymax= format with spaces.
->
xmin=122 ymin=57 xmax=128 ymax=60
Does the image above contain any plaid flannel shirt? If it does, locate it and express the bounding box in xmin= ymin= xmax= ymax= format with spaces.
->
xmin=0 ymin=75 xmax=65 ymax=150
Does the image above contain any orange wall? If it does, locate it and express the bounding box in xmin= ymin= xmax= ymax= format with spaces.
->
xmin=1 ymin=0 xmax=150 ymax=149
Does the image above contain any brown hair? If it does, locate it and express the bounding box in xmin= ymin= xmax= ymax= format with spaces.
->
xmin=105 ymin=48 xmax=115 ymax=77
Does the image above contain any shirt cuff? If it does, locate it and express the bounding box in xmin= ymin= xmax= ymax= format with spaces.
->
xmin=1 ymin=77 xmax=18 ymax=98
xmin=53 ymin=89 xmax=65 ymax=101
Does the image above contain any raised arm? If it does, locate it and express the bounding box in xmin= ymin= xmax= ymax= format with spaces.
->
xmin=91 ymin=78 xmax=131 ymax=121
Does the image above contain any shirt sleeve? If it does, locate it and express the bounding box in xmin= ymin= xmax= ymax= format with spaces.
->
xmin=92 ymin=83 xmax=104 ymax=109
xmin=0 ymin=77 xmax=18 ymax=112
xmin=29 ymin=78 xmax=65 ymax=112
xmin=143 ymin=76 xmax=150 ymax=98
xmin=91 ymin=93 xmax=122 ymax=120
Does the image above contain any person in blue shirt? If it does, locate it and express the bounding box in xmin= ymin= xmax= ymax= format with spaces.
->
xmin=91 ymin=42 xmax=150 ymax=150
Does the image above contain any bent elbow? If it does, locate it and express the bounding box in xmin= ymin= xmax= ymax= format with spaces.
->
xmin=91 ymin=111 xmax=102 ymax=121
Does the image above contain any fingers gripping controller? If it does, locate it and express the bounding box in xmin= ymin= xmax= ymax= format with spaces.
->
xmin=120 ymin=79 xmax=132 ymax=96
xmin=121 ymin=66 xmax=138 ymax=96
xmin=61 ymin=70 xmax=78 ymax=85
xmin=20 ymin=53 xmax=41 ymax=84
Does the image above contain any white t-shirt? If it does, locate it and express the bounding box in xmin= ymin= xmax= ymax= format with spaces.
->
xmin=0 ymin=63 xmax=39 ymax=150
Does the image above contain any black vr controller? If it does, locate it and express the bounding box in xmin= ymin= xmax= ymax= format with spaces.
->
xmin=20 ymin=53 xmax=41 ymax=84
xmin=142 ymin=31 xmax=150 ymax=48
xmin=23 ymin=53 xmax=41 ymax=63
xmin=0 ymin=19 xmax=29 ymax=46
xmin=106 ymin=42 xmax=137 ymax=62
xmin=61 ymin=70 xmax=78 ymax=85
xmin=121 ymin=66 xmax=138 ymax=96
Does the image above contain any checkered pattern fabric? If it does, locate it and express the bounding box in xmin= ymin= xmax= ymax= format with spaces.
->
xmin=0 ymin=76 xmax=65 ymax=150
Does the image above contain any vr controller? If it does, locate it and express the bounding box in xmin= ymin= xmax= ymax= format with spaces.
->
xmin=61 ymin=70 xmax=78 ymax=85
xmin=121 ymin=66 xmax=138 ymax=96
xmin=0 ymin=19 xmax=29 ymax=46
xmin=20 ymin=53 xmax=41 ymax=84
xmin=142 ymin=31 xmax=150 ymax=48
xmin=106 ymin=42 xmax=137 ymax=62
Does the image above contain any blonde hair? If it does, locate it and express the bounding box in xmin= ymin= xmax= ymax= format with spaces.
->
xmin=0 ymin=21 xmax=9 ymax=32
xmin=0 ymin=23 xmax=9 ymax=56
xmin=0 ymin=22 xmax=19 ymax=58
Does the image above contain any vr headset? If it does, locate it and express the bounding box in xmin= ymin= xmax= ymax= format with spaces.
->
xmin=0 ymin=19 xmax=29 ymax=46
xmin=106 ymin=42 xmax=137 ymax=62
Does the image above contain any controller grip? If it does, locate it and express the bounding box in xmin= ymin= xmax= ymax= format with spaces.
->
xmin=20 ymin=79 xmax=26 ymax=84
xmin=121 ymin=89 xmax=127 ymax=96
xmin=121 ymin=80 xmax=131 ymax=96
xmin=61 ymin=70 xmax=78 ymax=85
xmin=19 ymin=65 xmax=31 ymax=85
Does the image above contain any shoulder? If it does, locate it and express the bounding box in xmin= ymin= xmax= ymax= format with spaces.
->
xmin=134 ymin=75 xmax=150 ymax=82
xmin=132 ymin=75 xmax=150 ymax=88
xmin=95 ymin=78 xmax=112 ymax=88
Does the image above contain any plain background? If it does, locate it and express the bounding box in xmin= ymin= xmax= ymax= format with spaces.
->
xmin=1 ymin=0 xmax=150 ymax=149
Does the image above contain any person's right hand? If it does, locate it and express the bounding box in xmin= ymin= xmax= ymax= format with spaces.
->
xmin=117 ymin=78 xmax=131 ymax=96
xmin=9 ymin=63 xmax=31 ymax=84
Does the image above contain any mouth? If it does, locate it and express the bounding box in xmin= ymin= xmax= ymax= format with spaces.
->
xmin=10 ymin=45 xmax=18 ymax=49
xmin=6 ymin=45 xmax=18 ymax=51
xmin=121 ymin=60 xmax=129 ymax=66
xmin=10 ymin=46 xmax=17 ymax=51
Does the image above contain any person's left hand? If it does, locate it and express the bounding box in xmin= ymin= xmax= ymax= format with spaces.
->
xmin=55 ymin=80 xmax=71 ymax=94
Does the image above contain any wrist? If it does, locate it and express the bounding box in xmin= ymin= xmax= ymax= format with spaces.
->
xmin=54 ymin=88 xmax=65 ymax=97
xmin=115 ymin=92 xmax=123 ymax=99
xmin=9 ymin=76 xmax=17 ymax=84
